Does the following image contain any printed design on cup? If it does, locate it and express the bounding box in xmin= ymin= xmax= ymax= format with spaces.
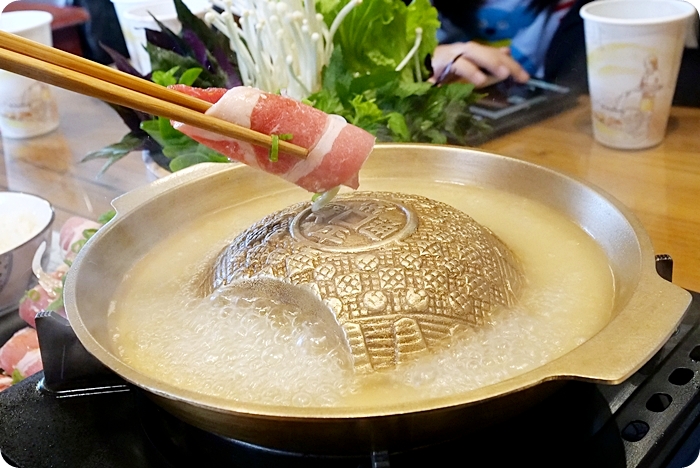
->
xmin=0 ymin=10 xmax=60 ymax=139
xmin=0 ymin=81 xmax=58 ymax=126
xmin=591 ymin=52 xmax=663 ymax=139
xmin=0 ymin=73 xmax=60 ymax=139
xmin=586 ymin=40 xmax=679 ymax=149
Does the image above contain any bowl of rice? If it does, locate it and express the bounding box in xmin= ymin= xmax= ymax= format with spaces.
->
xmin=0 ymin=192 xmax=54 ymax=315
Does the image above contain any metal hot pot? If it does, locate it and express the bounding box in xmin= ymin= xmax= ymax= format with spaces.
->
xmin=63 ymin=143 xmax=691 ymax=454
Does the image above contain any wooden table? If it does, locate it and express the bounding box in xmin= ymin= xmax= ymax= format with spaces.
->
xmin=0 ymin=87 xmax=153 ymax=227
xmin=480 ymin=97 xmax=700 ymax=293
xmin=2 ymin=89 xmax=700 ymax=292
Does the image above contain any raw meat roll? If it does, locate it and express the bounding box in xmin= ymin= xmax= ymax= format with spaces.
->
xmin=59 ymin=216 xmax=101 ymax=260
xmin=170 ymin=85 xmax=376 ymax=193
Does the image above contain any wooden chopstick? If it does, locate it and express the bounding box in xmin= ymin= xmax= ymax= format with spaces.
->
xmin=0 ymin=31 xmax=211 ymax=114
xmin=0 ymin=31 xmax=309 ymax=159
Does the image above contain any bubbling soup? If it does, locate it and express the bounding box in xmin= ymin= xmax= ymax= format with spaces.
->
xmin=108 ymin=180 xmax=614 ymax=408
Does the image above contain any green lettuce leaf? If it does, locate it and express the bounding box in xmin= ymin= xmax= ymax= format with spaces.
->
xmin=406 ymin=0 xmax=440 ymax=77
xmin=322 ymin=0 xmax=439 ymax=82
xmin=309 ymin=37 xmax=485 ymax=145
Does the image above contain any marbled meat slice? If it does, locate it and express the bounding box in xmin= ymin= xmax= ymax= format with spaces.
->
xmin=15 ymin=348 xmax=43 ymax=378
xmin=0 ymin=375 xmax=12 ymax=392
xmin=0 ymin=327 xmax=40 ymax=375
xmin=18 ymin=284 xmax=51 ymax=328
xmin=170 ymin=85 xmax=376 ymax=193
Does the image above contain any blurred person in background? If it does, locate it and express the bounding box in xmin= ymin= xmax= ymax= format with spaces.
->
xmin=428 ymin=0 xmax=700 ymax=106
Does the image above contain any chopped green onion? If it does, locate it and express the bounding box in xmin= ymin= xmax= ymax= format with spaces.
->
xmin=82 ymin=228 xmax=98 ymax=240
xmin=98 ymin=210 xmax=116 ymax=225
xmin=47 ymin=288 xmax=64 ymax=312
xmin=269 ymin=134 xmax=280 ymax=162
xmin=70 ymin=238 xmax=86 ymax=253
xmin=24 ymin=288 xmax=41 ymax=302
xmin=11 ymin=369 xmax=24 ymax=384
xmin=278 ymin=133 xmax=293 ymax=141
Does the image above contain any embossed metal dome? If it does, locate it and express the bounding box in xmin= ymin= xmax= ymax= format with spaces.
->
xmin=209 ymin=192 xmax=523 ymax=372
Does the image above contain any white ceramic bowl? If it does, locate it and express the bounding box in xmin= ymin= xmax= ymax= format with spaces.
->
xmin=0 ymin=192 xmax=54 ymax=314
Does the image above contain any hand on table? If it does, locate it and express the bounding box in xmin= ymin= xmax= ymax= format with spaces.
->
xmin=430 ymin=42 xmax=530 ymax=87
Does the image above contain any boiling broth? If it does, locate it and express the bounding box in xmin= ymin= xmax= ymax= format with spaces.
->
xmin=108 ymin=181 xmax=614 ymax=408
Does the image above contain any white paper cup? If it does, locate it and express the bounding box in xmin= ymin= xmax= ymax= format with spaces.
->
xmin=112 ymin=0 xmax=211 ymax=74
xmin=580 ymin=0 xmax=696 ymax=149
xmin=0 ymin=11 xmax=60 ymax=139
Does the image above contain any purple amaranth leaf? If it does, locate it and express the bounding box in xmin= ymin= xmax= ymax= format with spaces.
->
xmin=182 ymin=28 xmax=212 ymax=71
xmin=107 ymin=104 xmax=153 ymax=133
xmin=142 ymin=135 xmax=163 ymax=153
xmin=145 ymin=28 xmax=183 ymax=54
xmin=96 ymin=45 xmax=156 ymax=134
xmin=212 ymin=46 xmax=243 ymax=88
xmin=145 ymin=27 xmax=187 ymax=55
xmin=100 ymin=42 xmax=146 ymax=79
xmin=172 ymin=0 xmax=241 ymax=87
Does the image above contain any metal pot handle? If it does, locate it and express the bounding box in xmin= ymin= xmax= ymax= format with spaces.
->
xmin=111 ymin=163 xmax=230 ymax=216
xmin=544 ymin=275 xmax=691 ymax=384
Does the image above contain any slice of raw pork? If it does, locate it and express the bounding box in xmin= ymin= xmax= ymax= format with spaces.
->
xmin=170 ymin=85 xmax=376 ymax=193
xmin=0 ymin=327 xmax=41 ymax=376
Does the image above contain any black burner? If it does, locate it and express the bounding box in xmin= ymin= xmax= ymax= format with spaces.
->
xmin=2 ymin=287 xmax=700 ymax=467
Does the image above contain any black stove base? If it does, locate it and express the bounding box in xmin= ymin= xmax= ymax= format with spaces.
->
xmin=2 ymin=291 xmax=700 ymax=468
xmin=0 ymin=375 xmax=628 ymax=468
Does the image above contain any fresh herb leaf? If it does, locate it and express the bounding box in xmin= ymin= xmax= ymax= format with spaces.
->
xmin=211 ymin=46 xmax=243 ymax=88
xmin=100 ymin=42 xmax=148 ymax=79
xmin=385 ymin=112 xmax=410 ymax=141
xmin=150 ymin=64 xmax=202 ymax=89
xmin=151 ymin=66 xmax=180 ymax=87
xmin=145 ymin=24 xmax=189 ymax=56
xmin=140 ymin=117 xmax=229 ymax=171
xmin=347 ymin=95 xmax=385 ymax=131
xmin=174 ymin=0 xmax=223 ymax=53
xmin=82 ymin=132 xmax=152 ymax=176
xmin=169 ymin=150 xmax=228 ymax=172
xmin=107 ymin=103 xmax=153 ymax=134
xmin=178 ymin=67 xmax=203 ymax=86
xmin=146 ymin=43 xmax=223 ymax=89
xmin=181 ymin=29 xmax=210 ymax=69
xmin=173 ymin=0 xmax=241 ymax=87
